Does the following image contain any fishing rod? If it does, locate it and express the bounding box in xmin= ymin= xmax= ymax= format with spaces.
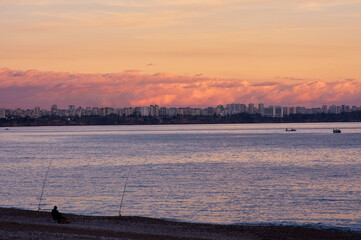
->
xmin=37 ymin=160 xmax=52 ymax=211
xmin=118 ymin=164 xmax=133 ymax=217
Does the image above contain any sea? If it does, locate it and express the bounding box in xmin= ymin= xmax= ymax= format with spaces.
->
xmin=1 ymin=123 xmax=360 ymax=232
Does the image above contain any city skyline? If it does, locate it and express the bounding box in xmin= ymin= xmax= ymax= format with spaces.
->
xmin=1 ymin=102 xmax=360 ymax=120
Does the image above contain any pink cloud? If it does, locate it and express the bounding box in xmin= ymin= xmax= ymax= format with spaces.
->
xmin=0 ymin=68 xmax=360 ymax=109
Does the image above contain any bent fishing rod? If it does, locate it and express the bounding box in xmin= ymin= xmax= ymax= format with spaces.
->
xmin=37 ymin=160 xmax=52 ymax=211
xmin=118 ymin=164 xmax=133 ymax=217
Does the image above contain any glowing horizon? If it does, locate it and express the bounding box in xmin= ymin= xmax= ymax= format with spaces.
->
xmin=1 ymin=67 xmax=360 ymax=109
xmin=1 ymin=1 xmax=360 ymax=107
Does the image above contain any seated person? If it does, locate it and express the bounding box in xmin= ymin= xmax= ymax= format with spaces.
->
xmin=51 ymin=206 xmax=70 ymax=223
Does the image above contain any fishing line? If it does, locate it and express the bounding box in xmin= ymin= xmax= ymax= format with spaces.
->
xmin=37 ymin=159 xmax=52 ymax=211
xmin=118 ymin=164 xmax=133 ymax=217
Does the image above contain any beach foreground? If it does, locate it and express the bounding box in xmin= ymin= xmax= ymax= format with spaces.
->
xmin=0 ymin=208 xmax=360 ymax=240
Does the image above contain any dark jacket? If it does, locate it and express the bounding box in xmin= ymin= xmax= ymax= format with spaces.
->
xmin=51 ymin=209 xmax=64 ymax=221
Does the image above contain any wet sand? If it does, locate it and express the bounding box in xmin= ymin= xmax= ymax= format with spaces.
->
xmin=0 ymin=207 xmax=360 ymax=240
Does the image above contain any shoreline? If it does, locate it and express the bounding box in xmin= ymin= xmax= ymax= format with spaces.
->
xmin=1 ymin=207 xmax=360 ymax=240
xmin=1 ymin=112 xmax=361 ymax=127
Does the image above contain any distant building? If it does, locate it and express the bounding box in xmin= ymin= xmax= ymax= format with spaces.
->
xmin=92 ymin=107 xmax=99 ymax=116
xmin=149 ymin=105 xmax=159 ymax=117
xmin=216 ymin=105 xmax=224 ymax=115
xmin=289 ymin=107 xmax=296 ymax=115
xmin=191 ymin=108 xmax=201 ymax=116
xmin=204 ymin=107 xmax=215 ymax=115
xmin=85 ymin=107 xmax=92 ymax=116
xmin=322 ymin=105 xmax=327 ymax=113
xmin=283 ymin=107 xmax=289 ymax=116
xmin=274 ymin=106 xmax=283 ymax=118
xmin=34 ymin=107 xmax=40 ymax=118
xmin=0 ymin=108 xmax=5 ymax=119
xmin=134 ymin=107 xmax=149 ymax=117
xmin=76 ymin=107 xmax=84 ymax=117
xmin=168 ymin=108 xmax=177 ymax=116
xmin=311 ymin=108 xmax=322 ymax=114
xmin=1 ymin=102 xmax=360 ymax=120
xmin=258 ymin=103 xmax=265 ymax=116
xmin=15 ymin=108 xmax=23 ymax=117
xmin=351 ymin=106 xmax=359 ymax=112
xmin=41 ymin=109 xmax=50 ymax=116
xmin=336 ymin=106 xmax=341 ymax=114
xmin=264 ymin=106 xmax=275 ymax=117
xmin=248 ymin=103 xmax=255 ymax=114
xmin=239 ymin=104 xmax=246 ymax=113
xmin=226 ymin=103 xmax=245 ymax=114
xmin=296 ymin=107 xmax=306 ymax=114
xmin=123 ymin=107 xmax=133 ymax=116
xmin=68 ymin=105 xmax=75 ymax=111
xmin=114 ymin=108 xmax=122 ymax=116
xmin=328 ymin=105 xmax=337 ymax=114
xmin=159 ymin=107 xmax=168 ymax=116
xmin=51 ymin=105 xmax=58 ymax=115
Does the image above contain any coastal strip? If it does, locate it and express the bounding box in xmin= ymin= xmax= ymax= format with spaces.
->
xmin=1 ymin=207 xmax=360 ymax=240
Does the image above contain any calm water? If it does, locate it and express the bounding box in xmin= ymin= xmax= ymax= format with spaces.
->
xmin=1 ymin=123 xmax=360 ymax=231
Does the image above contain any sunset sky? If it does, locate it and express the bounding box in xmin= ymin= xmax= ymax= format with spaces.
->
xmin=1 ymin=0 xmax=361 ymax=109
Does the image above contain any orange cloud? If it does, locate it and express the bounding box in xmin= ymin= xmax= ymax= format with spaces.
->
xmin=0 ymin=68 xmax=360 ymax=109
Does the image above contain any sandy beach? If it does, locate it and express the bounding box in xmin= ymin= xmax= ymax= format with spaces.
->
xmin=0 ymin=207 xmax=360 ymax=240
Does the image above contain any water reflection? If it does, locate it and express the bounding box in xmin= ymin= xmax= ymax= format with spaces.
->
xmin=0 ymin=123 xmax=360 ymax=230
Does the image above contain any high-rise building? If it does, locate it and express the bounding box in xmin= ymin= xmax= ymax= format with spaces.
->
xmin=92 ymin=107 xmax=99 ymax=116
xmin=149 ymin=105 xmax=159 ymax=117
xmin=123 ymin=107 xmax=133 ymax=116
xmin=191 ymin=108 xmax=201 ymax=116
xmin=0 ymin=108 xmax=5 ymax=119
xmin=76 ymin=107 xmax=84 ymax=117
xmin=248 ymin=103 xmax=255 ymax=114
xmin=68 ymin=105 xmax=76 ymax=116
xmin=134 ymin=107 xmax=150 ymax=116
xmin=168 ymin=108 xmax=177 ymax=116
xmin=85 ymin=107 xmax=92 ymax=116
xmin=15 ymin=108 xmax=23 ymax=117
xmin=51 ymin=105 xmax=58 ymax=115
xmin=159 ymin=107 xmax=168 ymax=116
xmin=258 ymin=103 xmax=264 ymax=116
xmin=328 ymin=105 xmax=337 ymax=114
xmin=216 ymin=105 xmax=224 ymax=115
xmin=226 ymin=103 xmax=243 ymax=114
xmin=240 ymin=104 xmax=246 ymax=113
xmin=336 ymin=106 xmax=341 ymax=114
xmin=263 ymin=106 xmax=275 ymax=117
xmin=322 ymin=105 xmax=327 ymax=113
xmin=114 ymin=108 xmax=122 ymax=116
xmin=275 ymin=106 xmax=283 ymax=118
xmin=283 ymin=107 xmax=289 ymax=116
xmin=34 ymin=107 xmax=40 ymax=118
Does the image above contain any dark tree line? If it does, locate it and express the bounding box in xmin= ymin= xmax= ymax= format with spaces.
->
xmin=1 ymin=112 xmax=361 ymax=127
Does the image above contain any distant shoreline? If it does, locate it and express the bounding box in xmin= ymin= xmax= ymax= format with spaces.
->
xmin=1 ymin=207 xmax=360 ymax=240
xmin=1 ymin=112 xmax=361 ymax=127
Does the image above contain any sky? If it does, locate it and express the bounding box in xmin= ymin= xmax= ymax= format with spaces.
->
xmin=1 ymin=0 xmax=361 ymax=109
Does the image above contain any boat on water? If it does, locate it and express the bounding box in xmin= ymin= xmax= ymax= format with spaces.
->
xmin=333 ymin=129 xmax=341 ymax=133
xmin=285 ymin=128 xmax=296 ymax=132
xmin=4 ymin=128 xmax=10 ymax=131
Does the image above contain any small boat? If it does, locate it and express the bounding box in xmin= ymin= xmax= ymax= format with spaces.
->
xmin=333 ymin=129 xmax=341 ymax=133
xmin=285 ymin=128 xmax=296 ymax=132
xmin=4 ymin=128 xmax=10 ymax=130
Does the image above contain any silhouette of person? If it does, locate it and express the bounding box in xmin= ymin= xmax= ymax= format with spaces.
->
xmin=51 ymin=206 xmax=70 ymax=223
